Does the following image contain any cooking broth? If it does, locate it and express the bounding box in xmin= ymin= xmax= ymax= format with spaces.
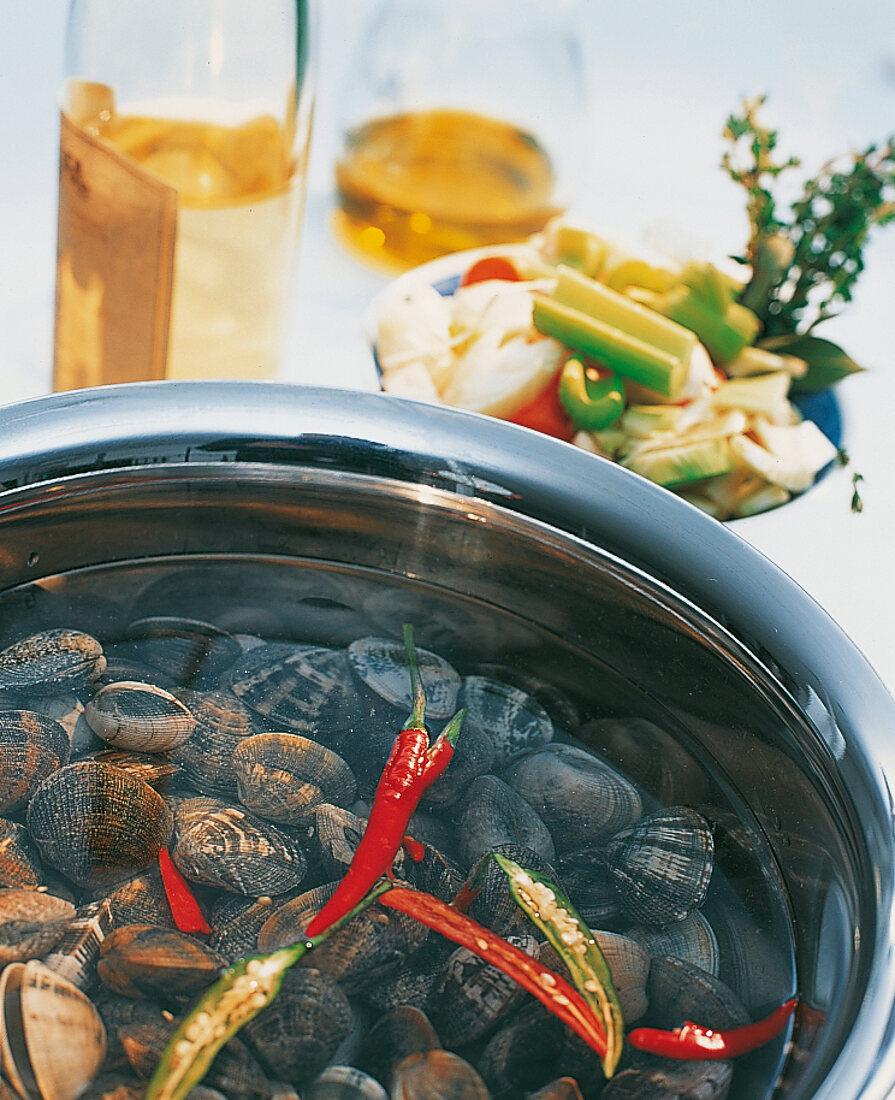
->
xmin=0 ymin=555 xmax=800 ymax=1098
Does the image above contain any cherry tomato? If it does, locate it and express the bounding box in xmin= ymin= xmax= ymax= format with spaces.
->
xmin=506 ymin=369 xmax=575 ymax=441
xmin=460 ymin=256 xmax=521 ymax=287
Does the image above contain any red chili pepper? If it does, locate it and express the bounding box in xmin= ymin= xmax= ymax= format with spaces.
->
xmin=158 ymin=847 xmax=212 ymax=935
xmin=380 ymin=884 xmax=608 ymax=1060
xmin=402 ymin=835 xmax=426 ymax=863
xmin=627 ymin=998 xmax=798 ymax=1060
xmin=460 ymin=255 xmax=521 ymax=286
xmin=305 ymin=625 xmax=464 ymax=938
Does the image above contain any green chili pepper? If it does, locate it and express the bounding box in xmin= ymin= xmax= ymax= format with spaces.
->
xmin=558 ymin=356 xmax=626 ymax=430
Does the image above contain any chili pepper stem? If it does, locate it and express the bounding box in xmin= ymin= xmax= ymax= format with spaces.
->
xmin=403 ymin=622 xmax=427 ymax=730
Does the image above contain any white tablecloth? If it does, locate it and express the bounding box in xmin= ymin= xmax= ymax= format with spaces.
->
xmin=2 ymin=0 xmax=893 ymax=690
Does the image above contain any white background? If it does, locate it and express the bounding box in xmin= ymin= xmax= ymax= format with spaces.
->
xmin=1 ymin=1 xmax=893 ymax=689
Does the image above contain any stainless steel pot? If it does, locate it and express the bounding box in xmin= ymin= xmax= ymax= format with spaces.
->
xmin=0 ymin=380 xmax=892 ymax=1099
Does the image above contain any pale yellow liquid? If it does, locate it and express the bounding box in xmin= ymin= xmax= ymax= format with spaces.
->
xmin=335 ymin=108 xmax=562 ymax=270
xmin=55 ymin=89 xmax=305 ymax=388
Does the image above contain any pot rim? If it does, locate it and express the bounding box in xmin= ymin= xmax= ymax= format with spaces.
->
xmin=0 ymin=379 xmax=893 ymax=1098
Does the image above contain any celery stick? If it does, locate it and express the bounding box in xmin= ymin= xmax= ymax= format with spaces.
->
xmin=552 ymin=266 xmax=697 ymax=366
xmin=623 ymin=438 xmax=734 ymax=487
xmin=712 ymin=372 xmax=791 ymax=416
xmin=532 ymin=295 xmax=687 ymax=398
xmin=649 ymin=286 xmax=759 ymax=365
xmin=621 ymin=404 xmax=686 ymax=438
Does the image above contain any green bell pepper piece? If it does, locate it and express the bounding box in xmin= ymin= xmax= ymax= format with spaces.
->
xmin=558 ymin=357 xmax=625 ymax=430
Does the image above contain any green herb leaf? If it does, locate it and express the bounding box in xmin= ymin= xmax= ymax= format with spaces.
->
xmin=144 ymin=881 xmax=390 ymax=1100
xmin=758 ymin=334 xmax=865 ymax=392
xmin=493 ymin=853 xmax=625 ymax=1077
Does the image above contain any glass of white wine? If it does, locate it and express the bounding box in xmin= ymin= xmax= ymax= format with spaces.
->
xmin=333 ymin=0 xmax=587 ymax=271
xmin=54 ymin=0 xmax=316 ymax=391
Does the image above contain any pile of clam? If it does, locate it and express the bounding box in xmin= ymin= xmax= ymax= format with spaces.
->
xmin=0 ymin=620 xmax=766 ymax=1100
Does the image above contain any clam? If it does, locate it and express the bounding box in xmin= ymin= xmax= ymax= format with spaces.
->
xmin=456 ymin=775 xmax=555 ymax=868
xmin=644 ymin=955 xmax=749 ymax=1031
xmin=603 ymin=807 xmax=714 ymax=926
xmin=0 ymin=818 xmax=44 ymax=889
xmin=0 ymin=888 xmax=76 ymax=965
xmin=504 ymin=744 xmax=642 ymax=852
xmin=458 ymin=675 xmax=553 ymax=767
xmin=626 ymin=910 xmax=720 ymax=977
xmin=553 ymin=848 xmax=620 ymax=928
xmin=433 ymin=934 xmax=539 ymax=1046
xmin=100 ymin=868 xmax=176 ymax=929
xmin=600 ymin=1060 xmax=732 ymax=1099
xmin=258 ymin=884 xmax=428 ymax=994
xmin=0 ymin=960 xmax=106 ymax=1100
xmin=85 ymin=749 xmax=180 ymax=793
xmin=0 ymin=710 xmax=71 ymax=814
xmin=362 ymin=938 xmax=453 ymax=1015
xmin=26 ymin=761 xmax=174 ymax=891
xmin=15 ymin=692 xmax=97 ymax=758
xmin=356 ymin=1005 xmax=441 ymax=1090
xmin=243 ymin=966 xmax=353 ymax=1084
xmin=97 ymin=924 xmax=228 ymax=1003
xmin=347 ymin=636 xmax=461 ymax=723
xmin=302 ymin=1066 xmax=389 ymax=1100
xmin=229 ymin=643 xmax=361 ymax=747
xmin=233 ymin=732 xmax=357 ymax=824
xmin=0 ymin=629 xmax=106 ymax=696
xmin=172 ymin=689 xmax=257 ymax=798
xmin=476 ymin=1002 xmax=572 ymax=1100
xmin=391 ymin=1050 xmax=492 ymax=1099
xmin=307 ymin=803 xmax=370 ymax=881
xmin=41 ymin=897 xmax=115 ymax=991
xmin=525 ymin=1079 xmax=585 ymax=1100
xmin=85 ymin=681 xmax=195 ymax=753
xmin=172 ymin=797 xmax=307 ymax=897
xmin=119 ymin=616 xmax=242 ymax=688
xmin=208 ymin=893 xmax=285 ymax=962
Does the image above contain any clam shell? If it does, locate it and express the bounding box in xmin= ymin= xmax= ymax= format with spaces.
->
xmin=229 ymin=643 xmax=361 ymax=745
xmin=458 ymin=675 xmax=554 ymax=766
xmin=391 ymin=1050 xmax=491 ymax=1100
xmin=347 ymin=636 xmax=461 ymax=720
xmin=208 ymin=893 xmax=287 ymax=961
xmin=172 ymin=689 xmax=257 ymax=798
xmin=120 ymin=616 xmax=242 ymax=688
xmin=476 ymin=1002 xmax=570 ymax=1100
xmin=434 ymin=934 xmax=539 ymax=1046
xmin=0 ymin=629 xmax=106 ymax=696
xmin=233 ymin=732 xmax=357 ymax=823
xmin=85 ymin=681 xmax=195 ymax=753
xmin=258 ymin=884 xmax=428 ymax=994
xmin=456 ymin=775 xmax=555 ymax=868
xmin=97 ymin=924 xmax=228 ymax=1003
xmin=0 ymin=818 xmax=44 ymax=889
xmin=0 ymin=889 xmax=77 ymax=965
xmin=553 ymin=848 xmax=620 ymax=928
xmin=302 ymin=1066 xmax=388 ymax=1100
xmin=0 ymin=960 xmax=106 ymax=1100
xmin=626 ymin=910 xmax=720 ymax=976
xmin=356 ymin=1005 xmax=441 ymax=1090
xmin=26 ymin=761 xmax=174 ymax=891
xmin=504 ymin=743 xmax=642 ymax=851
xmin=243 ymin=966 xmax=352 ymax=1084
xmin=41 ymin=897 xmax=115 ymax=991
xmin=172 ymin=797 xmax=307 ymax=896
xmin=99 ymin=867 xmax=176 ymax=929
xmin=85 ymin=748 xmax=180 ymax=793
xmin=525 ymin=1079 xmax=585 ymax=1100
xmin=0 ymin=710 xmax=71 ymax=814
xmin=603 ymin=807 xmax=714 ymax=926
xmin=644 ymin=955 xmax=749 ymax=1031
xmin=600 ymin=1061 xmax=732 ymax=1099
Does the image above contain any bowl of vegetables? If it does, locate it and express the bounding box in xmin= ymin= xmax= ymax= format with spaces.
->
xmin=372 ymin=98 xmax=885 ymax=522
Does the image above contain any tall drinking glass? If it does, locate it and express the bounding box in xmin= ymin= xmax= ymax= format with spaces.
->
xmin=54 ymin=0 xmax=316 ymax=390
xmin=333 ymin=0 xmax=587 ymax=270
